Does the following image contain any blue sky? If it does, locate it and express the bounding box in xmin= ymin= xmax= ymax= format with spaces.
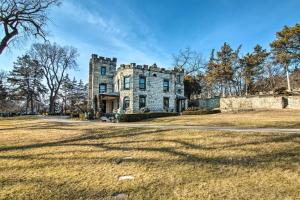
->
xmin=0 ymin=0 xmax=299 ymax=81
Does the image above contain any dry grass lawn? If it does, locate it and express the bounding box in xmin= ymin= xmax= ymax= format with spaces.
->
xmin=145 ymin=109 xmax=300 ymax=128
xmin=0 ymin=116 xmax=300 ymax=199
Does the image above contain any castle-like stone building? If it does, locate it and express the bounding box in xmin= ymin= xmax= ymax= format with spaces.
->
xmin=88 ymin=54 xmax=187 ymax=114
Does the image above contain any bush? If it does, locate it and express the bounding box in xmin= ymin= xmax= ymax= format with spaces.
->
xmin=185 ymin=107 xmax=202 ymax=111
xmin=274 ymin=87 xmax=287 ymax=95
xmin=182 ymin=109 xmax=220 ymax=115
xmin=79 ymin=113 xmax=85 ymax=120
xmin=70 ymin=113 xmax=79 ymax=118
xmin=119 ymin=112 xmax=178 ymax=122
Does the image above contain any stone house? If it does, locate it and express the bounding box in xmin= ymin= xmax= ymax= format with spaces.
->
xmin=88 ymin=54 xmax=187 ymax=114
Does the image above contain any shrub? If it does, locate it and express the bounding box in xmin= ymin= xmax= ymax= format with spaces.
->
xmin=119 ymin=112 xmax=178 ymax=122
xmin=79 ymin=113 xmax=85 ymax=120
xmin=182 ymin=109 xmax=220 ymax=115
xmin=185 ymin=107 xmax=202 ymax=111
xmin=70 ymin=113 xmax=79 ymax=118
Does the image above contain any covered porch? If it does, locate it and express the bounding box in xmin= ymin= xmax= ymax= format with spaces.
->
xmin=176 ymin=95 xmax=187 ymax=113
xmin=93 ymin=93 xmax=119 ymax=115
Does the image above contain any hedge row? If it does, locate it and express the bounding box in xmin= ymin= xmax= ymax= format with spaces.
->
xmin=182 ymin=109 xmax=221 ymax=115
xmin=119 ymin=112 xmax=178 ymax=122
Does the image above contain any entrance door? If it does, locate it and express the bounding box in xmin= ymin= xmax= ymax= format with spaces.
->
xmin=101 ymin=100 xmax=106 ymax=113
xmin=176 ymin=100 xmax=180 ymax=112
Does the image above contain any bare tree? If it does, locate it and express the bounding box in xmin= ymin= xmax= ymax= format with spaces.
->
xmin=173 ymin=48 xmax=205 ymax=75
xmin=0 ymin=0 xmax=60 ymax=55
xmin=30 ymin=42 xmax=78 ymax=114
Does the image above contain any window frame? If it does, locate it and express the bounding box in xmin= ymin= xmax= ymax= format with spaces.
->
xmin=139 ymin=76 xmax=146 ymax=90
xmin=163 ymin=97 xmax=169 ymax=110
xmin=100 ymin=66 xmax=106 ymax=75
xmin=176 ymin=74 xmax=181 ymax=83
xmin=163 ymin=79 xmax=169 ymax=92
xmin=99 ymin=83 xmax=107 ymax=93
xmin=139 ymin=95 xmax=146 ymax=109
xmin=123 ymin=96 xmax=130 ymax=110
xmin=124 ymin=76 xmax=130 ymax=90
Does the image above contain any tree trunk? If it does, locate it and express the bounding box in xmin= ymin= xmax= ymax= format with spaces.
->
xmin=285 ymin=64 xmax=291 ymax=92
xmin=30 ymin=94 xmax=34 ymax=114
xmin=25 ymin=94 xmax=30 ymax=114
xmin=49 ymin=94 xmax=55 ymax=114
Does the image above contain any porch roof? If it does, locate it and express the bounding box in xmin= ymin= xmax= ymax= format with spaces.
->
xmin=99 ymin=92 xmax=119 ymax=100
xmin=176 ymin=95 xmax=187 ymax=100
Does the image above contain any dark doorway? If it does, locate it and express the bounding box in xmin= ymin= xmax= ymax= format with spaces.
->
xmin=176 ymin=100 xmax=180 ymax=112
xmin=101 ymin=100 xmax=106 ymax=113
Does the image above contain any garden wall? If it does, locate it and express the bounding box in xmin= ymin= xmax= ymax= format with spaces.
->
xmin=220 ymin=96 xmax=300 ymax=111
xmin=190 ymin=97 xmax=220 ymax=110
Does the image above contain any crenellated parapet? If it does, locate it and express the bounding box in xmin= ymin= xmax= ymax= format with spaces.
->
xmin=118 ymin=63 xmax=184 ymax=74
xmin=90 ymin=54 xmax=117 ymax=65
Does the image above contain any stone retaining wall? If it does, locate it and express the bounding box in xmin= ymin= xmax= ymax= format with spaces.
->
xmin=287 ymin=96 xmax=300 ymax=109
xmin=220 ymin=96 xmax=300 ymax=111
xmin=191 ymin=97 xmax=220 ymax=110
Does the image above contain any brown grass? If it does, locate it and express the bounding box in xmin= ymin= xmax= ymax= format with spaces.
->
xmin=0 ymin=117 xmax=300 ymax=199
xmin=145 ymin=109 xmax=300 ymax=128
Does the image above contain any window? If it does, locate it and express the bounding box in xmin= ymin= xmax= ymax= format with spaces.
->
xmin=139 ymin=95 xmax=146 ymax=109
xmin=123 ymin=96 xmax=130 ymax=109
xmin=124 ymin=76 xmax=130 ymax=90
xmin=163 ymin=97 xmax=169 ymax=110
xmin=177 ymin=89 xmax=182 ymax=94
xmin=139 ymin=76 xmax=146 ymax=90
xmin=99 ymin=83 xmax=107 ymax=93
xmin=176 ymin=75 xmax=181 ymax=83
xmin=163 ymin=79 xmax=169 ymax=92
xmin=100 ymin=66 xmax=106 ymax=75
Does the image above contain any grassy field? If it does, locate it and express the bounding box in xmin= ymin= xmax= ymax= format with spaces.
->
xmin=145 ymin=109 xmax=300 ymax=128
xmin=0 ymin=115 xmax=300 ymax=199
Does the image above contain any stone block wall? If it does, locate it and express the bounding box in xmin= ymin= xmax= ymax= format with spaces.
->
xmin=88 ymin=54 xmax=186 ymax=114
xmin=192 ymin=97 xmax=220 ymax=110
xmin=220 ymin=96 xmax=300 ymax=112
xmin=287 ymin=96 xmax=300 ymax=109
xmin=115 ymin=64 xmax=184 ymax=113
xmin=88 ymin=54 xmax=117 ymax=108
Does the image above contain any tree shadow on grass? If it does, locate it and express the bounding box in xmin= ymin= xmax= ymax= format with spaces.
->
xmin=0 ymin=128 xmax=170 ymax=152
xmin=0 ymin=121 xmax=80 ymax=131
xmin=0 ymin=127 xmax=299 ymax=168
xmin=0 ymin=176 xmax=109 ymax=199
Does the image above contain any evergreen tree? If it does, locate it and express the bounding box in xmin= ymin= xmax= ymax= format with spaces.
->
xmin=215 ymin=43 xmax=235 ymax=96
xmin=0 ymin=70 xmax=8 ymax=111
xmin=8 ymin=54 xmax=47 ymax=114
xmin=240 ymin=45 xmax=269 ymax=95
xmin=270 ymin=24 xmax=300 ymax=91
xmin=61 ymin=74 xmax=73 ymax=114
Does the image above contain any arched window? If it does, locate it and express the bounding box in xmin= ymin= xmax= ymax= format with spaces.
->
xmin=123 ymin=96 xmax=130 ymax=109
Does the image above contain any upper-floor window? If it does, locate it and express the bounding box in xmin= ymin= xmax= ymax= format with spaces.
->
xmin=163 ymin=97 xmax=169 ymax=110
xmin=176 ymin=75 xmax=181 ymax=83
xmin=123 ymin=96 xmax=130 ymax=109
xmin=100 ymin=66 xmax=106 ymax=75
xmin=139 ymin=95 xmax=146 ymax=109
xmin=117 ymin=79 xmax=120 ymax=91
xmin=99 ymin=83 xmax=107 ymax=93
xmin=163 ymin=79 xmax=169 ymax=92
xmin=177 ymin=89 xmax=182 ymax=94
xmin=139 ymin=76 xmax=146 ymax=90
xmin=124 ymin=76 xmax=130 ymax=90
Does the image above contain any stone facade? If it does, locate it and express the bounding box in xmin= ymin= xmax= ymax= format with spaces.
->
xmin=220 ymin=96 xmax=300 ymax=112
xmin=190 ymin=97 xmax=220 ymax=110
xmin=88 ymin=54 xmax=186 ymax=114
